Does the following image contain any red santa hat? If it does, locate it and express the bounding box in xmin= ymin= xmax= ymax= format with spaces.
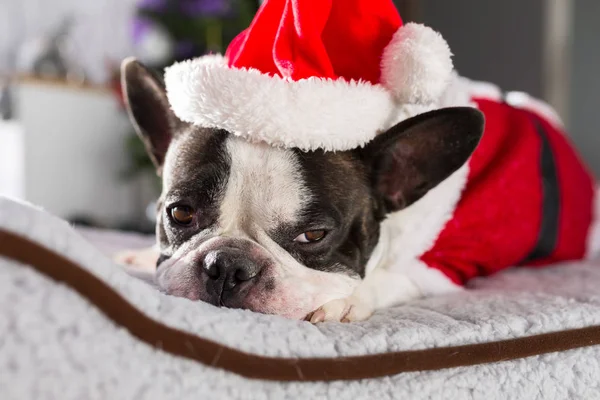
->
xmin=164 ymin=0 xmax=453 ymax=151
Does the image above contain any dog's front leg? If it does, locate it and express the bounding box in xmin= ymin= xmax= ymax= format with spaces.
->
xmin=114 ymin=246 xmax=160 ymax=287
xmin=114 ymin=246 xmax=159 ymax=271
xmin=309 ymin=268 xmax=422 ymax=323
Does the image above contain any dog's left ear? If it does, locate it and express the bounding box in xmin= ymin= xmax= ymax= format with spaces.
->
xmin=360 ymin=107 xmax=484 ymax=213
xmin=121 ymin=58 xmax=186 ymax=174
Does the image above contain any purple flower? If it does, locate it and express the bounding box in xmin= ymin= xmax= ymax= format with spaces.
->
xmin=132 ymin=18 xmax=152 ymax=44
xmin=133 ymin=0 xmax=169 ymax=45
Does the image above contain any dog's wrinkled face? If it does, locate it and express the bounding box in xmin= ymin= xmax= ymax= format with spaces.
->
xmin=121 ymin=59 xmax=484 ymax=319
xmin=155 ymin=132 xmax=379 ymax=318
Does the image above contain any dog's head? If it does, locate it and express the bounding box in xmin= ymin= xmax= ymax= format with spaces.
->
xmin=121 ymin=60 xmax=484 ymax=319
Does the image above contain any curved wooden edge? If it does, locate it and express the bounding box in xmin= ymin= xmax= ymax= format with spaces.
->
xmin=1 ymin=229 xmax=600 ymax=382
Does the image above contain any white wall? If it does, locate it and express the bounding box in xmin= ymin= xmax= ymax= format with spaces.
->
xmin=416 ymin=0 xmax=545 ymax=99
xmin=569 ymin=1 xmax=600 ymax=176
xmin=14 ymin=80 xmax=153 ymax=227
xmin=0 ymin=120 xmax=25 ymax=198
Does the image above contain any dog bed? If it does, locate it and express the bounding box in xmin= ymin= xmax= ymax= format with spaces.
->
xmin=2 ymin=195 xmax=600 ymax=399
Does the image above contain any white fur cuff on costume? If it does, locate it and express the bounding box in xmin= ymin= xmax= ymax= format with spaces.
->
xmin=164 ymin=55 xmax=397 ymax=151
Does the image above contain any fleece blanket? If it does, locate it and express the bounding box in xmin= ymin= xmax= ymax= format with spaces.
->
xmin=2 ymin=195 xmax=600 ymax=399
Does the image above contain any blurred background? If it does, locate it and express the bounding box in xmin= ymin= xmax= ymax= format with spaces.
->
xmin=0 ymin=0 xmax=598 ymax=234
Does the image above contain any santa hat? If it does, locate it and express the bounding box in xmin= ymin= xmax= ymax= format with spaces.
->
xmin=164 ymin=0 xmax=453 ymax=151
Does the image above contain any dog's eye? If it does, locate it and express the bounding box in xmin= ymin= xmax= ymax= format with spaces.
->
xmin=294 ymin=230 xmax=327 ymax=243
xmin=170 ymin=206 xmax=194 ymax=226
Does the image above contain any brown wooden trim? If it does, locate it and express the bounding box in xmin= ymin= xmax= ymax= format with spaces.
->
xmin=15 ymin=75 xmax=110 ymax=94
xmin=1 ymin=228 xmax=600 ymax=382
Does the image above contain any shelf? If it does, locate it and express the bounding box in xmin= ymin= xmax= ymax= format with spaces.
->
xmin=14 ymin=75 xmax=111 ymax=95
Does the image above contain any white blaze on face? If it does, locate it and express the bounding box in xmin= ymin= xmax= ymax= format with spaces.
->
xmin=219 ymin=137 xmax=309 ymax=234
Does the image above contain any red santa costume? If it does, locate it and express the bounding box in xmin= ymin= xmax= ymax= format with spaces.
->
xmin=163 ymin=0 xmax=600 ymax=293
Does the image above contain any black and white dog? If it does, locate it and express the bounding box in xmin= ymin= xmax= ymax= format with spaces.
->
xmin=117 ymin=59 xmax=483 ymax=322
xmin=117 ymin=59 xmax=598 ymax=323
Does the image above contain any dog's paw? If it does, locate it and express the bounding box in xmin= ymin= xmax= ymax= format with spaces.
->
xmin=308 ymin=296 xmax=374 ymax=323
xmin=113 ymin=247 xmax=158 ymax=271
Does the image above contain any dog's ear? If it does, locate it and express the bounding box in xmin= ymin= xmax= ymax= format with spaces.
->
xmin=360 ymin=107 xmax=484 ymax=213
xmin=121 ymin=58 xmax=184 ymax=173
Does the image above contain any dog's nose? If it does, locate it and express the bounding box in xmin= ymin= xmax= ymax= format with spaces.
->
xmin=202 ymin=249 xmax=261 ymax=291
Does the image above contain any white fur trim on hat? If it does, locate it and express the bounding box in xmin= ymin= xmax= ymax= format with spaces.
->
xmin=164 ymin=55 xmax=397 ymax=151
xmin=380 ymin=23 xmax=453 ymax=104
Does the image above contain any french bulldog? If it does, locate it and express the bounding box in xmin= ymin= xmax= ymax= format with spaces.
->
xmin=117 ymin=59 xmax=598 ymax=323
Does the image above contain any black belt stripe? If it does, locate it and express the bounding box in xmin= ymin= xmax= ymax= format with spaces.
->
xmin=521 ymin=115 xmax=561 ymax=263
xmin=501 ymin=94 xmax=561 ymax=263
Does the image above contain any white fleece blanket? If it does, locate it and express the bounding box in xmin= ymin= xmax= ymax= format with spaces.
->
xmin=2 ymin=195 xmax=600 ymax=399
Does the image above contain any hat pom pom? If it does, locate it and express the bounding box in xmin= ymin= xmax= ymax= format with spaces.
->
xmin=381 ymin=23 xmax=453 ymax=104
